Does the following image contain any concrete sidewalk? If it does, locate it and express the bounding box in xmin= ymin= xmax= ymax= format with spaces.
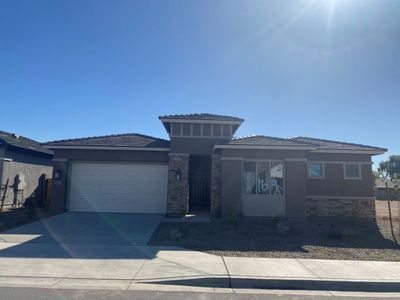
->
xmin=0 ymin=242 xmax=400 ymax=295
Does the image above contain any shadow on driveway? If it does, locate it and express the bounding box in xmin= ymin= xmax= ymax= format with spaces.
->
xmin=0 ymin=212 xmax=165 ymax=259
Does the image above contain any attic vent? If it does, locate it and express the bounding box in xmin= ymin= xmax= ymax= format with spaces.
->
xmin=12 ymin=134 xmax=20 ymax=139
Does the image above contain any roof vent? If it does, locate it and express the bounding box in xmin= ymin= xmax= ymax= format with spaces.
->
xmin=12 ymin=134 xmax=20 ymax=139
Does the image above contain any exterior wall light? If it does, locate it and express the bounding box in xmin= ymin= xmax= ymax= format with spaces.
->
xmin=54 ymin=170 xmax=62 ymax=180
xmin=175 ymin=170 xmax=181 ymax=181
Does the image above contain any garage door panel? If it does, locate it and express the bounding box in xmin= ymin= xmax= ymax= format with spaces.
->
xmin=69 ymin=162 xmax=167 ymax=213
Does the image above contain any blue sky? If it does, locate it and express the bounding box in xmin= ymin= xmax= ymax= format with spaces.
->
xmin=1 ymin=0 xmax=399 ymax=167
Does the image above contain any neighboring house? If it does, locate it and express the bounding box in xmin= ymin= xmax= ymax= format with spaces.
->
xmin=375 ymin=178 xmax=399 ymax=200
xmin=0 ymin=131 xmax=53 ymax=207
xmin=44 ymin=114 xmax=386 ymax=219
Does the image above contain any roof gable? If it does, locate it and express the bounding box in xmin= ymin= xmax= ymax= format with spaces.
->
xmin=0 ymin=130 xmax=53 ymax=155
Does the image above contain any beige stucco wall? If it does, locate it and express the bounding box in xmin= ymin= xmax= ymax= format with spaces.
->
xmin=306 ymin=163 xmax=374 ymax=198
xmin=221 ymin=159 xmax=242 ymax=217
xmin=285 ymin=161 xmax=307 ymax=219
xmin=1 ymin=160 xmax=52 ymax=206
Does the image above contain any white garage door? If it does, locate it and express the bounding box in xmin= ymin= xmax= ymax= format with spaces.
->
xmin=68 ymin=162 xmax=168 ymax=213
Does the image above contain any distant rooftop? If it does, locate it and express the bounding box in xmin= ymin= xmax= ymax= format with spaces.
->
xmin=0 ymin=130 xmax=53 ymax=155
xmin=44 ymin=133 xmax=169 ymax=149
xmin=159 ymin=113 xmax=244 ymax=122
xmin=375 ymin=178 xmax=398 ymax=188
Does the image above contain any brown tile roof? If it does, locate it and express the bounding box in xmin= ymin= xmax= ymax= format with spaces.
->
xmin=227 ymin=135 xmax=313 ymax=146
xmin=289 ymin=136 xmax=387 ymax=152
xmin=0 ymin=130 xmax=53 ymax=155
xmin=44 ymin=133 xmax=169 ymax=148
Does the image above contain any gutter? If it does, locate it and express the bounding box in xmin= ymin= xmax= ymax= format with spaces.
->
xmin=310 ymin=149 xmax=387 ymax=155
xmin=159 ymin=118 xmax=243 ymax=125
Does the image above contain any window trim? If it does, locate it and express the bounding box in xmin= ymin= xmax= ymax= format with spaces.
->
xmin=343 ymin=163 xmax=362 ymax=180
xmin=307 ymin=162 xmax=325 ymax=179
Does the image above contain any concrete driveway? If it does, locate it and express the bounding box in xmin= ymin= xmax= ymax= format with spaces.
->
xmin=0 ymin=212 xmax=163 ymax=247
xmin=0 ymin=212 xmax=227 ymax=291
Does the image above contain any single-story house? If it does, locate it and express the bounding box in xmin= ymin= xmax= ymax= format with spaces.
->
xmin=0 ymin=130 xmax=53 ymax=207
xmin=375 ymin=178 xmax=399 ymax=200
xmin=43 ymin=114 xmax=386 ymax=219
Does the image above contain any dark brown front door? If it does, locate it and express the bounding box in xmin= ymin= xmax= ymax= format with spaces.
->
xmin=189 ymin=156 xmax=211 ymax=210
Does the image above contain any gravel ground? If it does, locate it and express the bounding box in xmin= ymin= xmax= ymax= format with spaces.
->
xmin=149 ymin=218 xmax=400 ymax=261
xmin=0 ymin=207 xmax=59 ymax=232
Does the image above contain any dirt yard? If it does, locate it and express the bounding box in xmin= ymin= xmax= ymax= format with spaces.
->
xmin=149 ymin=208 xmax=400 ymax=261
xmin=375 ymin=200 xmax=399 ymax=219
xmin=0 ymin=207 xmax=59 ymax=232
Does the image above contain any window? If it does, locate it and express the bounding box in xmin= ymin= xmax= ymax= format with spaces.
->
xmin=171 ymin=123 xmax=181 ymax=136
xmin=257 ymin=162 xmax=269 ymax=194
xmin=270 ymin=162 xmax=284 ymax=195
xmin=308 ymin=162 xmax=324 ymax=178
xmin=344 ymin=164 xmax=361 ymax=180
xmin=243 ymin=161 xmax=256 ymax=194
xmin=222 ymin=124 xmax=231 ymax=137
xmin=203 ymin=124 xmax=211 ymax=136
xmin=182 ymin=123 xmax=191 ymax=135
xmin=193 ymin=124 xmax=201 ymax=136
xmin=243 ymin=161 xmax=284 ymax=195
xmin=212 ymin=124 xmax=222 ymax=136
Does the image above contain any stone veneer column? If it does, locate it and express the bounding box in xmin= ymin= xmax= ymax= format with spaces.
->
xmin=210 ymin=154 xmax=222 ymax=216
xmin=167 ymin=153 xmax=189 ymax=216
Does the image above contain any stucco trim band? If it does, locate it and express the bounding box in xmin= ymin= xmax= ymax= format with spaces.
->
xmin=221 ymin=157 xmax=243 ymax=161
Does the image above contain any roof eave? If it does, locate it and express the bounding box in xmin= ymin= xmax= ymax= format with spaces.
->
xmin=159 ymin=118 xmax=243 ymax=125
xmin=7 ymin=144 xmax=53 ymax=156
xmin=311 ymin=149 xmax=387 ymax=155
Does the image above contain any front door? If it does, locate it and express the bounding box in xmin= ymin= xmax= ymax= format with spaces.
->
xmin=189 ymin=156 xmax=211 ymax=210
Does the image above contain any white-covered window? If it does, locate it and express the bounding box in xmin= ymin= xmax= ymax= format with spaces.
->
xmin=308 ymin=162 xmax=324 ymax=179
xmin=243 ymin=161 xmax=284 ymax=195
xmin=243 ymin=161 xmax=257 ymax=194
xmin=344 ymin=164 xmax=361 ymax=180
xmin=270 ymin=162 xmax=284 ymax=195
